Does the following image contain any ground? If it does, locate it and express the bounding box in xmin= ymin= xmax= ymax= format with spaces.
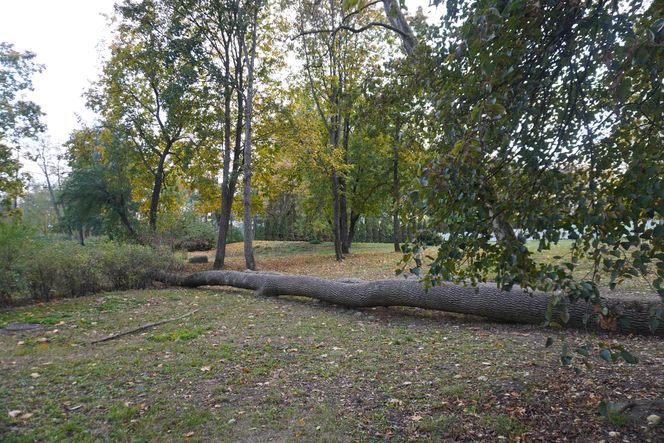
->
xmin=1 ymin=242 xmax=662 ymax=442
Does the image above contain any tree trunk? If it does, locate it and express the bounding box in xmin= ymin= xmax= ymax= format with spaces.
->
xmin=77 ymin=226 xmax=85 ymax=246
xmin=114 ymin=193 xmax=137 ymax=239
xmin=340 ymin=177 xmax=349 ymax=253
xmin=381 ymin=0 xmax=417 ymax=55
xmin=348 ymin=211 xmax=360 ymax=247
xmin=331 ymin=169 xmax=344 ymax=261
xmin=148 ymin=155 xmax=167 ymax=235
xmin=215 ymin=187 xmax=232 ymax=269
xmin=214 ymin=39 xmax=233 ymax=270
xmin=214 ymin=38 xmax=244 ymax=269
xmin=340 ymin=115 xmax=351 ymax=254
xmin=392 ymin=114 xmax=402 ymax=252
xmin=152 ymin=270 xmax=663 ymax=336
xmin=40 ymin=154 xmax=63 ymax=224
xmin=242 ymin=10 xmax=258 ymax=271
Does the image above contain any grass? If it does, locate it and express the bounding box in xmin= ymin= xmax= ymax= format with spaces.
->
xmin=1 ymin=241 xmax=662 ymax=441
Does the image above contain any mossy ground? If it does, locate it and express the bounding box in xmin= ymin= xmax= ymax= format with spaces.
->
xmin=1 ymin=242 xmax=662 ymax=441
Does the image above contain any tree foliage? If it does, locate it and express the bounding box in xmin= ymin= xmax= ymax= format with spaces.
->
xmin=0 ymin=42 xmax=44 ymax=214
xmin=403 ymin=0 xmax=663 ymax=329
xmin=90 ymin=0 xmax=218 ymax=233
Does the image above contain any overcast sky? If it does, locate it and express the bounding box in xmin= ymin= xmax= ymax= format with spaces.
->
xmin=0 ymin=0 xmax=117 ymax=144
xmin=0 ymin=0 xmax=438 ymax=147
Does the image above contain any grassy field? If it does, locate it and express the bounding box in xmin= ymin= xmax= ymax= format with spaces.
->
xmin=1 ymin=241 xmax=662 ymax=441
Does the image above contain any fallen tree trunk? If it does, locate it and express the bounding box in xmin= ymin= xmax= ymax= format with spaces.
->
xmin=152 ymin=270 xmax=662 ymax=336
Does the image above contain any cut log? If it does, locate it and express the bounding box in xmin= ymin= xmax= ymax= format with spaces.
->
xmin=151 ymin=270 xmax=663 ymax=336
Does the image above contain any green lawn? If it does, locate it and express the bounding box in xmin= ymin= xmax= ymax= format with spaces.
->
xmin=1 ymin=287 xmax=663 ymax=441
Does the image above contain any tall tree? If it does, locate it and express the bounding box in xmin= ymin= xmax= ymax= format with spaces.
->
xmin=175 ymin=0 xmax=249 ymax=269
xmin=0 ymin=42 xmax=44 ymax=214
xmin=407 ymin=0 xmax=664 ymax=320
xmin=25 ymin=141 xmax=65 ymax=225
xmin=294 ymin=0 xmax=388 ymax=259
xmin=91 ymin=0 xmax=208 ymax=235
xmin=242 ymin=1 xmax=261 ymax=270
xmin=60 ymin=125 xmax=138 ymax=240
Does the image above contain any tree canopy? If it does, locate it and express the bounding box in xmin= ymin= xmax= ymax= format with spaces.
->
xmin=0 ymin=42 xmax=44 ymax=214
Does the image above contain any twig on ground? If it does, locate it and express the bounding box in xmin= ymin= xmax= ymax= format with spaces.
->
xmin=89 ymin=309 xmax=198 ymax=344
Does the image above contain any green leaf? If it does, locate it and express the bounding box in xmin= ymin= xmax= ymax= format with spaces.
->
xmin=575 ymin=346 xmax=590 ymax=358
xmin=341 ymin=0 xmax=359 ymax=13
xmin=599 ymin=348 xmax=613 ymax=363
xmin=619 ymin=350 xmax=638 ymax=364
xmin=616 ymin=78 xmax=632 ymax=101
xmin=545 ymin=336 xmax=554 ymax=348
xmin=649 ymin=318 xmax=660 ymax=334
xmin=560 ymin=310 xmax=570 ymax=324
xmin=486 ymin=102 xmax=506 ymax=118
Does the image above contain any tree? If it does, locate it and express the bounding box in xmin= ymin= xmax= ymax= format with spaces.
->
xmin=174 ymin=0 xmax=249 ymax=268
xmin=91 ymin=0 xmax=211 ymax=235
xmin=0 ymin=42 xmax=45 ymax=214
xmin=154 ymin=268 xmax=662 ymax=338
xmin=294 ymin=0 xmax=391 ymax=259
xmin=241 ymin=1 xmax=262 ymax=270
xmin=60 ymin=125 xmax=138 ymax=241
xmin=401 ymin=0 xmax=664 ymax=327
xmin=25 ymin=140 xmax=66 ymax=226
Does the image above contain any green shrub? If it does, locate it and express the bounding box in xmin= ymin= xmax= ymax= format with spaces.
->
xmin=159 ymin=210 xmax=217 ymax=251
xmin=0 ymin=219 xmax=34 ymax=303
xmin=0 ymin=225 xmax=181 ymax=305
xmin=27 ymin=240 xmax=104 ymax=301
xmin=93 ymin=240 xmax=180 ymax=290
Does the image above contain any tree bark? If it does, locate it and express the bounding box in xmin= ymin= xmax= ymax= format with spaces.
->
xmin=116 ymin=197 xmax=137 ymax=239
xmin=340 ymin=176 xmax=349 ymax=253
xmin=214 ymin=36 xmax=234 ymax=270
xmin=148 ymin=154 xmax=167 ymax=235
xmin=340 ymin=115 xmax=351 ymax=254
xmin=77 ymin=226 xmax=85 ymax=246
xmin=214 ymin=34 xmax=245 ymax=269
xmin=152 ymin=270 xmax=663 ymax=336
xmin=242 ymin=8 xmax=258 ymax=271
xmin=331 ymin=169 xmax=344 ymax=261
xmin=381 ymin=0 xmax=417 ymax=55
xmin=39 ymin=152 xmax=63 ymax=224
xmin=392 ymin=114 xmax=402 ymax=252
xmin=348 ymin=210 xmax=360 ymax=246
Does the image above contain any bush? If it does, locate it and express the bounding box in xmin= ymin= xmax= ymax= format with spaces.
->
xmin=27 ymin=240 xmax=105 ymax=301
xmin=0 ymin=226 xmax=181 ymax=305
xmin=159 ymin=210 xmax=217 ymax=251
xmin=0 ymin=219 xmax=34 ymax=303
xmin=93 ymin=240 xmax=179 ymax=290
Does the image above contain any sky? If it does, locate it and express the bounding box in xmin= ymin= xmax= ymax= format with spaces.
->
xmin=0 ymin=0 xmax=439 ymax=147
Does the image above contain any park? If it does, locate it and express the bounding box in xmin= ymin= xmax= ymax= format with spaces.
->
xmin=1 ymin=0 xmax=663 ymax=441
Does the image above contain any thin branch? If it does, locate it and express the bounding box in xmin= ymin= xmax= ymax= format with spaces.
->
xmin=294 ymin=22 xmax=411 ymax=41
xmin=89 ymin=310 xmax=199 ymax=344
xmin=342 ymin=0 xmax=382 ymax=23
